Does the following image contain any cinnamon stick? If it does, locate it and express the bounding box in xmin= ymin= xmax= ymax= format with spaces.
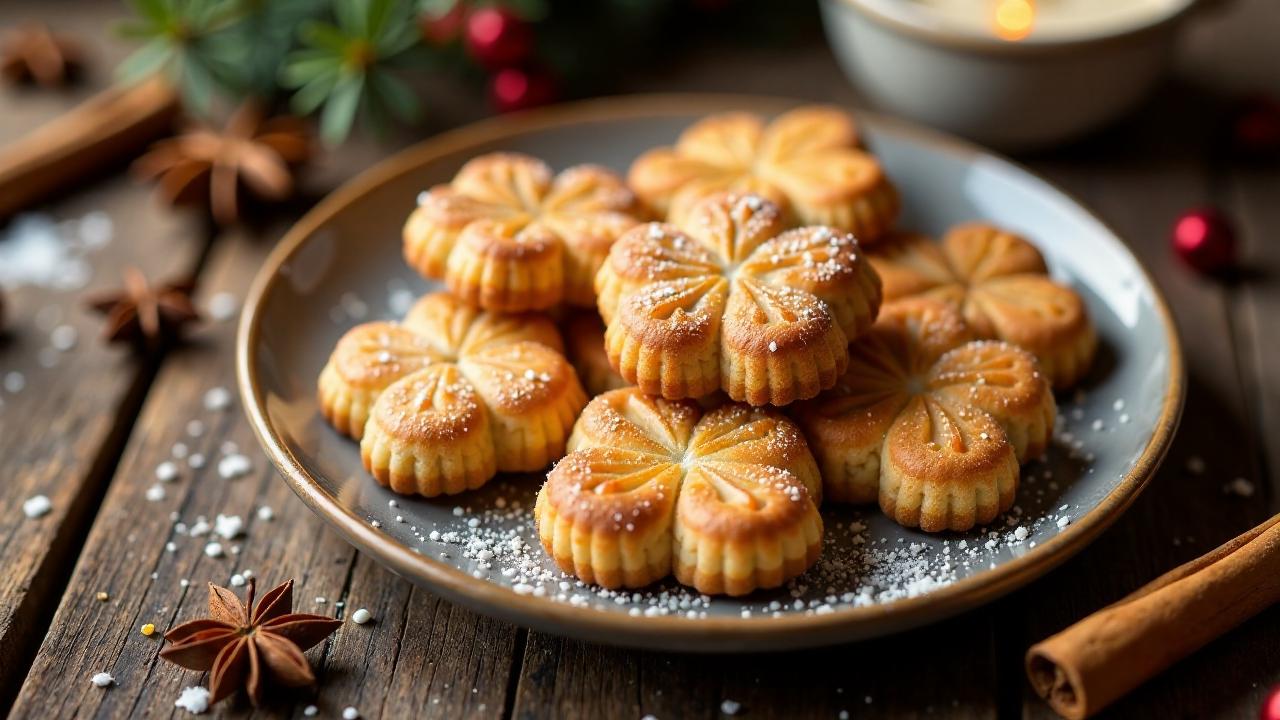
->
xmin=1026 ymin=513 xmax=1280 ymax=719
xmin=0 ymin=77 xmax=178 ymax=219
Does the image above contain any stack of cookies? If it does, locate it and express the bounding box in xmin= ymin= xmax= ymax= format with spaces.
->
xmin=317 ymin=106 xmax=1097 ymax=598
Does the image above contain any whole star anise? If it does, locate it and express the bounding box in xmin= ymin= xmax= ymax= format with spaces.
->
xmin=133 ymin=102 xmax=311 ymax=226
xmin=1 ymin=23 xmax=82 ymax=87
xmin=84 ymin=266 xmax=199 ymax=349
xmin=160 ymin=579 xmax=343 ymax=707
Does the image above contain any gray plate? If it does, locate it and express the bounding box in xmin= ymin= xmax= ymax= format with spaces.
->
xmin=238 ymin=95 xmax=1183 ymax=652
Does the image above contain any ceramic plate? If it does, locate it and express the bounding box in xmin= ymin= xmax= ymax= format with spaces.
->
xmin=238 ymin=95 xmax=1183 ymax=652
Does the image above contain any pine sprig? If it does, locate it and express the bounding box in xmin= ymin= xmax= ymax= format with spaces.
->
xmin=282 ymin=0 xmax=421 ymax=145
xmin=115 ymin=0 xmax=242 ymax=114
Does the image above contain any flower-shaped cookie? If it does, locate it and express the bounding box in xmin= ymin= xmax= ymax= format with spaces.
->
xmin=403 ymin=153 xmax=644 ymax=312
xmin=628 ymin=106 xmax=900 ymax=243
xmin=535 ymin=387 xmax=823 ymax=595
xmin=870 ymin=223 xmax=1096 ymax=388
xmin=793 ymin=299 xmax=1056 ymax=532
xmin=596 ymin=192 xmax=882 ymax=406
xmin=318 ymin=292 xmax=587 ymax=496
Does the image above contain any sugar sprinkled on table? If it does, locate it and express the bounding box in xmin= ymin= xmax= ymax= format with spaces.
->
xmin=174 ymin=686 xmax=210 ymax=714
xmin=352 ymin=607 xmax=373 ymax=624
xmin=23 ymin=494 xmax=52 ymax=518
xmin=90 ymin=672 xmax=114 ymax=688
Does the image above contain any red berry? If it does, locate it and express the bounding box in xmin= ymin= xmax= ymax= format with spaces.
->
xmin=1171 ymin=207 xmax=1237 ymax=275
xmin=1261 ymin=686 xmax=1280 ymax=720
xmin=489 ymin=66 xmax=557 ymax=113
xmin=465 ymin=8 xmax=532 ymax=68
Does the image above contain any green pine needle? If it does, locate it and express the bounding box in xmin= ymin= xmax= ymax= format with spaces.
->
xmin=283 ymin=0 xmax=421 ymax=145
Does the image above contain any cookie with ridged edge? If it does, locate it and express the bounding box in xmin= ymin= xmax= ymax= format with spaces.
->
xmin=792 ymin=298 xmax=1055 ymax=532
xmin=870 ymin=223 xmax=1096 ymax=389
xmin=319 ymin=291 xmax=586 ymax=497
xmin=404 ymin=153 xmax=643 ymax=312
xmin=595 ymin=192 xmax=881 ymax=406
xmin=535 ymin=387 xmax=822 ymax=595
xmin=628 ymin=106 xmax=900 ymax=244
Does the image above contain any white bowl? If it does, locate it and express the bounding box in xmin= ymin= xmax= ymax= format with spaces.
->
xmin=820 ymin=0 xmax=1203 ymax=150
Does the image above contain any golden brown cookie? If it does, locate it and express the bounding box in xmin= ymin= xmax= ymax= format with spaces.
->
xmin=535 ymin=388 xmax=822 ymax=595
xmin=404 ymin=154 xmax=644 ymax=312
xmin=628 ymin=106 xmax=900 ymax=244
xmin=596 ymin=192 xmax=882 ymax=406
xmin=870 ymin=223 xmax=1096 ymax=388
xmin=792 ymin=299 xmax=1055 ymax=532
xmin=318 ymin=292 xmax=587 ymax=496
xmin=560 ymin=310 xmax=629 ymax=397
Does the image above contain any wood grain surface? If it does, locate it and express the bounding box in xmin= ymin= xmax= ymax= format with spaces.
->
xmin=0 ymin=1 xmax=1276 ymax=718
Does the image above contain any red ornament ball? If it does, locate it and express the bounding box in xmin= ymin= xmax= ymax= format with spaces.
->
xmin=465 ymin=8 xmax=532 ymax=68
xmin=1172 ymin=207 xmax=1236 ymax=274
xmin=1261 ymin=686 xmax=1280 ymax=720
xmin=489 ymin=66 xmax=557 ymax=113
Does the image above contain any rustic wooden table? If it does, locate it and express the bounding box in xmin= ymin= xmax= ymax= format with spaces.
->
xmin=2 ymin=2 xmax=1277 ymax=718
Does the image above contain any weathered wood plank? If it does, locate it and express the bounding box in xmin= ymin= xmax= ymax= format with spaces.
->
xmin=0 ymin=3 xmax=207 ymax=706
xmin=513 ymin=611 xmax=999 ymax=720
xmin=8 ymin=233 xmax=522 ymax=719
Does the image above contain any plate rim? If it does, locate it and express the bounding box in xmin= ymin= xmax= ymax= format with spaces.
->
xmin=236 ymin=93 xmax=1185 ymax=651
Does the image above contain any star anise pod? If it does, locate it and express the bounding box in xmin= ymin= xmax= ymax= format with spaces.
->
xmin=84 ymin=267 xmax=199 ymax=349
xmin=1 ymin=23 xmax=82 ymax=87
xmin=133 ymin=102 xmax=311 ymax=226
xmin=160 ymin=579 xmax=343 ymax=707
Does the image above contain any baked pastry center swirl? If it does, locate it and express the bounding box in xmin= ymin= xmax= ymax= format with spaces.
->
xmin=628 ymin=105 xmax=900 ymax=244
xmin=793 ymin=298 xmax=1057 ymax=532
xmin=403 ymin=153 xmax=643 ymax=311
xmin=870 ymin=223 xmax=1097 ymax=388
xmin=596 ymin=192 xmax=882 ymax=406
xmin=536 ymin=387 xmax=823 ymax=596
xmin=318 ymin=292 xmax=587 ymax=497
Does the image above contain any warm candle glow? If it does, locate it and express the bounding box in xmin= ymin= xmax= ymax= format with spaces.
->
xmin=993 ymin=0 xmax=1035 ymax=40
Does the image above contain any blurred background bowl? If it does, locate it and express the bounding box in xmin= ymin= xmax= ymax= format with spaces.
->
xmin=819 ymin=0 xmax=1205 ymax=150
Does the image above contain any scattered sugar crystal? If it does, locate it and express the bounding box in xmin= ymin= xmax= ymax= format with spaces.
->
xmin=156 ymin=461 xmax=179 ymax=482
xmin=186 ymin=420 xmax=205 ymax=438
xmin=304 ymin=706 xmax=319 ymax=717
xmin=188 ymin=453 xmax=206 ymax=469
xmin=214 ymin=514 xmax=243 ymax=539
xmin=1013 ymin=526 xmax=1029 ymax=541
xmin=256 ymin=506 xmax=274 ymax=521
xmin=1112 ymin=399 xmax=1125 ymax=411
xmin=217 ymin=454 xmax=252 ymax=479
xmin=180 ymin=579 xmax=190 ymax=588
xmin=1119 ymin=413 xmax=1130 ymax=423
xmin=1226 ymin=478 xmax=1255 ymax=497
xmin=768 ymin=341 xmax=778 ymax=352
xmin=203 ymin=387 xmax=232 ymax=411
xmin=145 ymin=484 xmax=166 ymax=502
xmin=1056 ymin=516 xmax=1071 ymax=529
xmin=50 ymin=325 xmax=78 ymax=351
xmin=166 ymin=542 xmax=177 ymax=553
xmin=720 ymin=699 xmax=742 ymax=715
xmin=90 ymin=672 xmax=114 ymax=688
xmin=316 ymin=596 xmax=327 ymax=604
xmin=1186 ymin=456 xmax=1206 ymax=475
xmin=4 ymin=372 xmax=26 ymax=393
xmin=230 ymin=574 xmax=246 ymax=587
xmin=207 ymin=292 xmax=238 ymax=321
xmin=343 ymin=707 xmax=360 ymax=720
xmin=204 ymin=542 xmax=224 ymax=558
xmin=174 ymin=686 xmax=211 ymax=714
xmin=1091 ymin=419 xmax=1104 ymax=431
xmin=23 ymin=495 xmax=52 ymax=518
xmin=352 ymin=608 xmax=373 ymax=624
